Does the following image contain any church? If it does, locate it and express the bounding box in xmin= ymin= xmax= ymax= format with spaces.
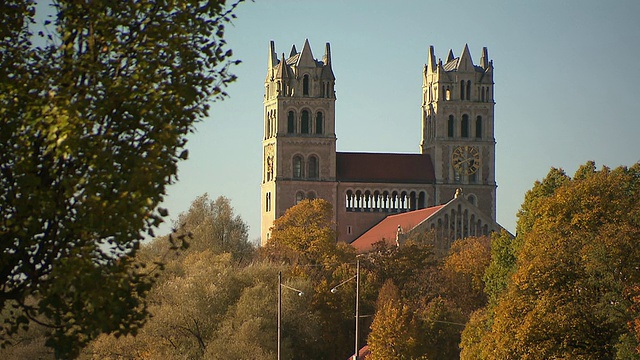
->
xmin=260 ymin=40 xmax=503 ymax=248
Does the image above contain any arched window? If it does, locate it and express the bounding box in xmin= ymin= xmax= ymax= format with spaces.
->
xmin=476 ymin=116 xmax=482 ymax=138
xmin=308 ymin=156 xmax=319 ymax=179
xmin=445 ymin=88 xmax=451 ymax=101
xmin=303 ymin=74 xmax=310 ymax=96
xmin=346 ymin=190 xmax=354 ymax=210
xmin=481 ymin=86 xmax=485 ymax=102
xmin=467 ymin=194 xmax=477 ymax=206
xmin=287 ymin=111 xmax=295 ymax=133
xmin=448 ymin=115 xmax=454 ymax=138
xmin=301 ymin=110 xmax=310 ymax=134
xmin=315 ymin=112 xmax=323 ymax=134
xmin=293 ymin=155 xmax=303 ymax=179
xmin=461 ymin=114 xmax=469 ymax=138
xmin=355 ymin=190 xmax=363 ymax=211
xmin=466 ymin=80 xmax=471 ymax=101
xmin=460 ymin=80 xmax=465 ymax=100
xmin=296 ymin=191 xmax=304 ymax=204
xmin=265 ymin=192 xmax=271 ymax=212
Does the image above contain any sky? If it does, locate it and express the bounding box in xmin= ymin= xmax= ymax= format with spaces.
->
xmin=159 ymin=0 xmax=640 ymax=242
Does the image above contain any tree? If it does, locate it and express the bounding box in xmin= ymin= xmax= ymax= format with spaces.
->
xmin=263 ymin=199 xmax=364 ymax=359
xmin=173 ymin=194 xmax=253 ymax=260
xmin=364 ymin=237 xmax=478 ymax=359
xmin=264 ymin=199 xmax=349 ymax=267
xmin=368 ymin=280 xmax=419 ymax=360
xmin=82 ymin=195 xmax=325 ymax=360
xmin=630 ymin=285 xmax=640 ymax=355
xmin=481 ymin=230 xmax=518 ymax=305
xmin=0 ymin=1 xmax=242 ymax=357
xmin=363 ymin=239 xmax=439 ymax=302
xmin=81 ymin=195 xmax=254 ymax=359
xmin=515 ymin=167 xmax=570 ymax=236
xmin=441 ymin=236 xmax=492 ymax=316
xmin=462 ymin=162 xmax=640 ymax=359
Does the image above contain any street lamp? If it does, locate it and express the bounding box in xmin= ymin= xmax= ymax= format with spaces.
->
xmin=278 ymin=271 xmax=304 ymax=360
xmin=330 ymin=260 xmax=360 ymax=360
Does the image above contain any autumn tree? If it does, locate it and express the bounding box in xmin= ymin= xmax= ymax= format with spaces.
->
xmin=262 ymin=199 xmax=367 ymax=359
xmin=363 ymin=237 xmax=478 ymax=359
xmin=83 ymin=195 xmax=324 ymax=360
xmin=368 ymin=280 xmax=419 ymax=360
xmin=264 ymin=199 xmax=353 ymax=267
xmin=461 ymin=162 xmax=640 ymax=359
xmin=0 ymin=0 xmax=243 ymax=357
xmin=480 ymin=231 xmax=516 ymax=307
xmin=173 ymin=194 xmax=253 ymax=260
xmin=461 ymin=168 xmax=571 ymax=357
xmin=441 ymin=236 xmax=492 ymax=316
xmin=515 ymin=167 xmax=570 ymax=236
xmin=630 ymin=285 xmax=640 ymax=355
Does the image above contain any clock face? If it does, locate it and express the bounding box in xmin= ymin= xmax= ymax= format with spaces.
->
xmin=452 ymin=146 xmax=480 ymax=175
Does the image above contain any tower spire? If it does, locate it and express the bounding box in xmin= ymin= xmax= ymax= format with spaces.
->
xmin=458 ymin=44 xmax=474 ymax=71
xmin=275 ymin=52 xmax=290 ymax=80
xmin=296 ymin=39 xmax=316 ymax=67
xmin=446 ymin=49 xmax=455 ymax=63
xmin=427 ymin=45 xmax=436 ymax=73
xmin=268 ymin=40 xmax=277 ymax=69
xmin=480 ymin=47 xmax=489 ymax=69
xmin=323 ymin=42 xmax=332 ymax=66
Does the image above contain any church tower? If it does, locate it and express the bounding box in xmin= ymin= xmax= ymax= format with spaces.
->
xmin=261 ymin=40 xmax=337 ymax=245
xmin=420 ymin=45 xmax=497 ymax=220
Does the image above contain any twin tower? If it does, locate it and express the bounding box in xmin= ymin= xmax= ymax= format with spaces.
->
xmin=261 ymin=40 xmax=496 ymax=246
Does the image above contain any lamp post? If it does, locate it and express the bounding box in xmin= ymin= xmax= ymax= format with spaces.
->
xmin=278 ymin=271 xmax=304 ymax=360
xmin=330 ymin=260 xmax=360 ymax=360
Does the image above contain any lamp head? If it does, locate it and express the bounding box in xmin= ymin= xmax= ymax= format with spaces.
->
xmin=298 ymin=291 xmax=304 ymax=297
xmin=331 ymin=288 xmax=338 ymax=294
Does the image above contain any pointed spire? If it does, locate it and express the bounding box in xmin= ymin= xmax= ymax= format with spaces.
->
xmin=268 ymin=40 xmax=277 ymax=69
xmin=480 ymin=47 xmax=489 ymax=69
xmin=458 ymin=44 xmax=474 ymax=71
xmin=446 ymin=49 xmax=455 ymax=63
xmin=323 ymin=42 xmax=332 ymax=66
xmin=296 ymin=38 xmax=316 ymax=68
xmin=289 ymin=44 xmax=298 ymax=57
xmin=427 ymin=45 xmax=436 ymax=73
xmin=321 ymin=42 xmax=335 ymax=80
xmin=275 ymin=52 xmax=290 ymax=79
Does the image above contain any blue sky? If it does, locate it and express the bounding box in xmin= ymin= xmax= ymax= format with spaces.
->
xmin=160 ymin=0 xmax=640 ymax=242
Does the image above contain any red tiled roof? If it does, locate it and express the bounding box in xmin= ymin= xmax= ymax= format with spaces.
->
xmin=336 ymin=152 xmax=435 ymax=183
xmin=350 ymin=205 xmax=445 ymax=252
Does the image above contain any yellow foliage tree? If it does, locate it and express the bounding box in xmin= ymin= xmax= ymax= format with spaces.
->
xmin=463 ymin=162 xmax=640 ymax=359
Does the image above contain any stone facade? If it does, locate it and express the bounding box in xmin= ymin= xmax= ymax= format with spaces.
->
xmin=261 ymin=40 xmax=496 ymax=246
